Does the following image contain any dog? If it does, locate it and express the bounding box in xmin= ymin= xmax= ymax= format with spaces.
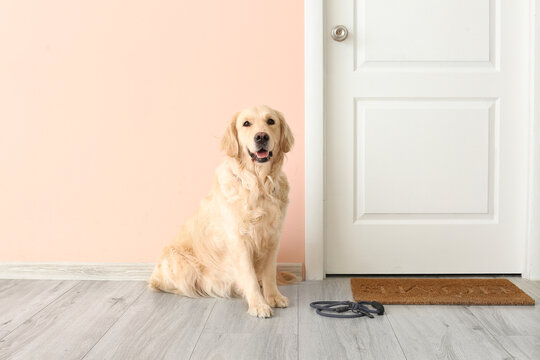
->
xmin=150 ymin=105 xmax=296 ymax=318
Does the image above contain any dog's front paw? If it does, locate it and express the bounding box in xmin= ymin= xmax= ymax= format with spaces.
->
xmin=266 ymin=293 xmax=289 ymax=308
xmin=248 ymin=302 xmax=274 ymax=318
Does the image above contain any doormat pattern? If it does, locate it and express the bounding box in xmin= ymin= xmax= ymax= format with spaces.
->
xmin=350 ymin=278 xmax=535 ymax=305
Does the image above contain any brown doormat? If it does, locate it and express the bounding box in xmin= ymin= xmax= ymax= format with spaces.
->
xmin=350 ymin=278 xmax=535 ymax=305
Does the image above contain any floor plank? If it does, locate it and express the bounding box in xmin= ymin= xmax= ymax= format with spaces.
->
xmin=298 ymin=278 xmax=405 ymax=360
xmin=190 ymin=333 xmax=297 ymax=360
xmin=387 ymin=304 xmax=513 ymax=360
xmin=0 ymin=279 xmax=78 ymax=340
xmin=495 ymin=335 xmax=540 ymax=360
xmin=189 ymin=285 xmax=298 ymax=360
xmin=0 ymin=281 xmax=145 ymax=360
xmin=83 ymin=290 xmax=216 ymax=360
xmin=469 ymin=304 xmax=540 ymax=338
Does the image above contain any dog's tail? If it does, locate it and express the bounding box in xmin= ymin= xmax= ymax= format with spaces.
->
xmin=276 ymin=271 xmax=300 ymax=285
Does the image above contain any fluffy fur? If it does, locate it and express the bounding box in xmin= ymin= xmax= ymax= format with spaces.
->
xmin=150 ymin=105 xmax=296 ymax=318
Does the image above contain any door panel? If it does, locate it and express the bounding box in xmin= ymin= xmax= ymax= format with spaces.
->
xmin=358 ymin=99 xmax=491 ymax=215
xmin=361 ymin=0 xmax=491 ymax=64
xmin=356 ymin=0 xmax=496 ymax=69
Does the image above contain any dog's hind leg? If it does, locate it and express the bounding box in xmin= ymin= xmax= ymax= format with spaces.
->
xmin=149 ymin=245 xmax=202 ymax=297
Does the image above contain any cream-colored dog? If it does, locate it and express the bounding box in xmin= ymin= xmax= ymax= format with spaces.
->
xmin=150 ymin=105 xmax=295 ymax=318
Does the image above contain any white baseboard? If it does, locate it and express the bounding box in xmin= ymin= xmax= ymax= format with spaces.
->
xmin=0 ymin=262 xmax=304 ymax=281
xmin=0 ymin=262 xmax=155 ymax=281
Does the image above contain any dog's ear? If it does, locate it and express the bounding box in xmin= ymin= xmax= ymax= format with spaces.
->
xmin=221 ymin=112 xmax=240 ymax=158
xmin=277 ymin=111 xmax=294 ymax=154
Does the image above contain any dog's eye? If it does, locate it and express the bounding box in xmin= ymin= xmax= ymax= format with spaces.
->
xmin=267 ymin=118 xmax=275 ymax=125
xmin=243 ymin=121 xmax=251 ymax=127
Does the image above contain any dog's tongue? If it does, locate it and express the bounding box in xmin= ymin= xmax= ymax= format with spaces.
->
xmin=256 ymin=150 xmax=269 ymax=158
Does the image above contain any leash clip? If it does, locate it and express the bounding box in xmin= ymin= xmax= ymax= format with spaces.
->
xmin=369 ymin=301 xmax=385 ymax=315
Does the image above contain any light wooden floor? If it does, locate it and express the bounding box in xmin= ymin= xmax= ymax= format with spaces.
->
xmin=0 ymin=277 xmax=539 ymax=360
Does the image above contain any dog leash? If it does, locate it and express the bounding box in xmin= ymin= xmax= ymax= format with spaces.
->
xmin=309 ymin=300 xmax=385 ymax=318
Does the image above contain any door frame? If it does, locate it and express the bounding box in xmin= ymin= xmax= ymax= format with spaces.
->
xmin=305 ymin=0 xmax=540 ymax=280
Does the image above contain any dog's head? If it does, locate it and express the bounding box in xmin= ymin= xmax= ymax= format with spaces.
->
xmin=221 ymin=105 xmax=294 ymax=164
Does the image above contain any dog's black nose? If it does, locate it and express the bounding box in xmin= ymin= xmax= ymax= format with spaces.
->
xmin=254 ymin=132 xmax=269 ymax=143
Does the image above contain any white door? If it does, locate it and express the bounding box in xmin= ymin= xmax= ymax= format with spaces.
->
xmin=325 ymin=0 xmax=530 ymax=274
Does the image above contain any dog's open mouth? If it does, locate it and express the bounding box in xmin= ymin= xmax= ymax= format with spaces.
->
xmin=248 ymin=148 xmax=273 ymax=163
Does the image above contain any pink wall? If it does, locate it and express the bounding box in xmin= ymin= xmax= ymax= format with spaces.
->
xmin=0 ymin=1 xmax=304 ymax=263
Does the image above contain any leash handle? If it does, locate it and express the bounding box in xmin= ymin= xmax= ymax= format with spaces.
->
xmin=366 ymin=301 xmax=385 ymax=315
